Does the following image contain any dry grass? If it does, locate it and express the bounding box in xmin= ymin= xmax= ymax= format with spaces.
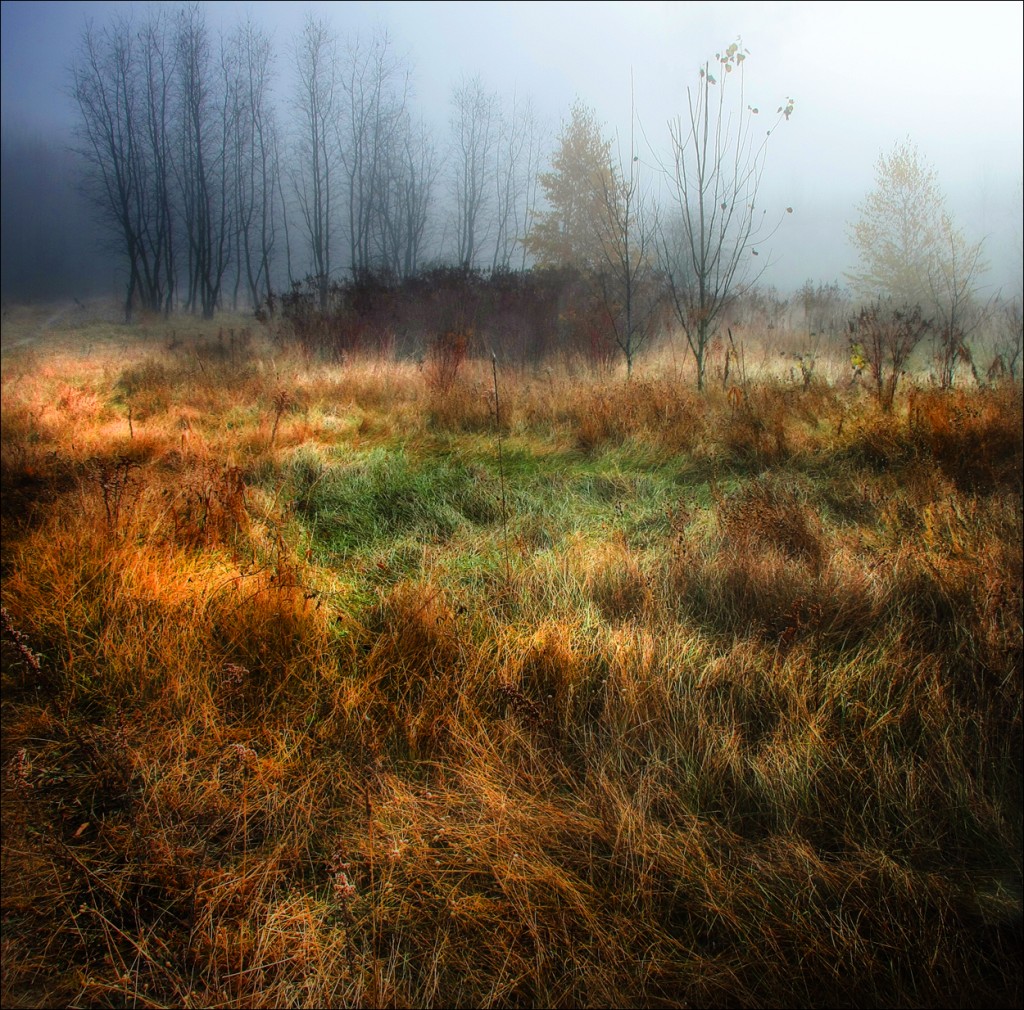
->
xmin=2 ymin=314 xmax=1021 ymax=1008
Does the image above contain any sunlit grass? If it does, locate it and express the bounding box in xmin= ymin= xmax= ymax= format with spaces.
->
xmin=2 ymin=312 xmax=1021 ymax=1007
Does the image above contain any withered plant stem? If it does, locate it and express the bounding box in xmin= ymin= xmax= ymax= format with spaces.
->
xmin=492 ymin=353 xmax=511 ymax=586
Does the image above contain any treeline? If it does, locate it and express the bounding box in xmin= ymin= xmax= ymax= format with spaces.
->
xmin=69 ymin=5 xmax=1021 ymax=390
xmin=75 ymin=11 xmax=804 ymax=392
xmin=72 ymin=5 xmax=542 ymax=322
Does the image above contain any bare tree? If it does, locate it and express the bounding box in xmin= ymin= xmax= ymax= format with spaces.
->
xmin=175 ymin=5 xmax=232 ymax=318
xmin=228 ymin=18 xmax=278 ymax=309
xmin=72 ymin=14 xmax=176 ymax=321
xmin=138 ymin=12 xmax=178 ymax=316
xmin=292 ymin=15 xmax=339 ymax=308
xmin=661 ymin=41 xmax=793 ymax=389
xmin=450 ymin=75 xmax=499 ymax=269
xmin=929 ymin=213 xmax=988 ymax=388
xmin=273 ymin=121 xmax=295 ymax=291
xmin=339 ymin=29 xmax=409 ymax=278
xmin=380 ymin=112 xmax=439 ymax=279
xmin=492 ymin=93 xmax=540 ymax=271
xmin=594 ymin=103 xmax=661 ymax=376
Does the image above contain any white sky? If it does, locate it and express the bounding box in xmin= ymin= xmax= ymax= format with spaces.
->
xmin=2 ymin=0 xmax=1022 ymax=289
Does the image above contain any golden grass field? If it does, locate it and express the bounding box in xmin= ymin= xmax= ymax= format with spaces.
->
xmin=1 ymin=304 xmax=1021 ymax=1007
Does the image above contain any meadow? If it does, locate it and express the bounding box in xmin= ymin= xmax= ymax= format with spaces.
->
xmin=1 ymin=303 xmax=1021 ymax=1008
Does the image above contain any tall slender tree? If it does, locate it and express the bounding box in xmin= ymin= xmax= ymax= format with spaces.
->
xmin=492 ymin=93 xmax=541 ymax=271
xmin=175 ymin=4 xmax=232 ymax=318
xmin=450 ymin=75 xmax=499 ymax=269
xmin=139 ymin=11 xmax=178 ymax=316
xmin=292 ymin=15 xmax=339 ymax=308
xmin=523 ymin=100 xmax=617 ymax=271
xmin=339 ymin=28 xmax=409 ymax=278
xmin=228 ymin=18 xmax=279 ymax=309
xmin=661 ymin=41 xmax=793 ymax=389
xmin=72 ymin=14 xmax=176 ymax=320
xmin=593 ymin=96 xmax=660 ymax=376
xmin=380 ymin=111 xmax=438 ymax=279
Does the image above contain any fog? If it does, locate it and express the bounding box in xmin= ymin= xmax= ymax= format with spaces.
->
xmin=1 ymin=0 xmax=1021 ymax=306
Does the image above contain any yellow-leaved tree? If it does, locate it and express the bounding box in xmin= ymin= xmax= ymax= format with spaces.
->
xmin=847 ymin=139 xmax=987 ymax=387
xmin=847 ymin=139 xmax=946 ymax=306
xmin=523 ymin=101 xmax=620 ymax=270
xmin=525 ymin=100 xmax=662 ymax=375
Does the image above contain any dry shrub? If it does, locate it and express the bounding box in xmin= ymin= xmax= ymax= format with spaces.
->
xmin=512 ymin=620 xmax=605 ymax=735
xmin=359 ymin=580 xmax=470 ymax=759
xmin=844 ymin=382 xmax=1023 ymax=493
xmin=568 ymin=378 xmax=708 ymax=455
xmin=424 ymin=329 xmax=470 ymax=396
xmin=583 ymin=537 xmax=655 ymax=623
xmin=716 ymin=475 xmax=824 ymax=574
xmin=850 ymin=302 xmax=931 ymax=412
xmin=911 ymin=385 xmax=1024 ymax=491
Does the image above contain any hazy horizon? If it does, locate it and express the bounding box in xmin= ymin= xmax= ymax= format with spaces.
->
xmin=2 ymin=0 xmax=1021 ymax=303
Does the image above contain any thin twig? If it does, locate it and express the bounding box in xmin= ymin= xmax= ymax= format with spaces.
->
xmin=492 ymin=353 xmax=511 ymax=586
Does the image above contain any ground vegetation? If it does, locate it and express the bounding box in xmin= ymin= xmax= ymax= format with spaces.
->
xmin=2 ymin=300 xmax=1021 ymax=1008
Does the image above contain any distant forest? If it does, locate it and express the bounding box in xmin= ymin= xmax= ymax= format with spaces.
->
xmin=3 ymin=0 xmax=1017 ymax=391
xmin=4 ymin=6 xmax=554 ymax=314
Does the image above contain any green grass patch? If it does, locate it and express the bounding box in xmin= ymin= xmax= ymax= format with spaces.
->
xmin=290 ymin=445 xmax=500 ymax=557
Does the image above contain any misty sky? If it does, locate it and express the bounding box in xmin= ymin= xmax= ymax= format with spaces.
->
xmin=1 ymin=0 xmax=1022 ymax=296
